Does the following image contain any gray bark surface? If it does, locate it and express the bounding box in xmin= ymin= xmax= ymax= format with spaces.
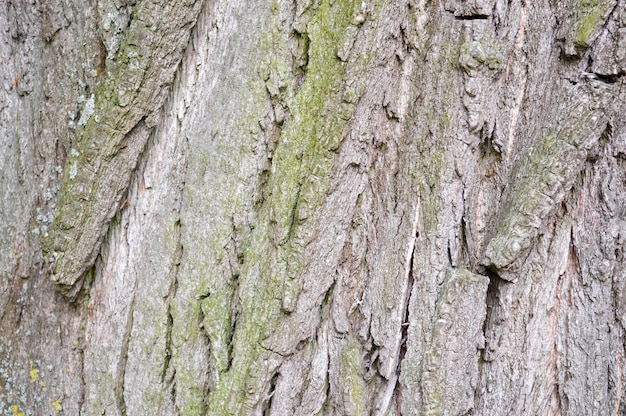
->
xmin=0 ymin=0 xmax=625 ymax=415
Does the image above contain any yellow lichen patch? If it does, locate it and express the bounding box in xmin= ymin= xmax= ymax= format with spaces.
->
xmin=11 ymin=404 xmax=24 ymax=416
xmin=29 ymin=367 xmax=39 ymax=383
xmin=52 ymin=400 xmax=63 ymax=414
xmin=72 ymin=340 xmax=79 ymax=347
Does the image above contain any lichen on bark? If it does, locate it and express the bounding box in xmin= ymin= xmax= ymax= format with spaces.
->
xmin=41 ymin=0 xmax=205 ymax=299
xmin=482 ymin=80 xmax=613 ymax=273
xmin=561 ymin=0 xmax=617 ymax=56
xmin=202 ymin=0 xmax=370 ymax=412
xmin=3 ymin=0 xmax=626 ymax=414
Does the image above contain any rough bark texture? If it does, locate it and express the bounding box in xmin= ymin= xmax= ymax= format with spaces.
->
xmin=0 ymin=0 xmax=625 ymax=415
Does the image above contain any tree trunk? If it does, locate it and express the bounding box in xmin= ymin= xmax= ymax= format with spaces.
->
xmin=1 ymin=0 xmax=625 ymax=414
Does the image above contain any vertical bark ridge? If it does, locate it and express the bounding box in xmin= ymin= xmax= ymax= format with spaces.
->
xmin=114 ymin=279 xmax=136 ymax=416
xmin=0 ymin=3 xmax=99 ymax=408
xmin=42 ymin=0 xmax=206 ymax=298
xmin=375 ymin=195 xmax=420 ymax=416
xmin=80 ymin=3 xmax=204 ymax=412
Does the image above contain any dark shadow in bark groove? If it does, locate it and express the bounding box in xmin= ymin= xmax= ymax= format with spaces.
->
xmin=163 ymin=218 xmax=182 ymax=387
xmin=454 ymin=15 xmax=489 ymax=20
xmin=226 ymin=309 xmax=238 ymax=373
xmin=162 ymin=307 xmax=175 ymax=384
xmin=481 ymin=267 xmax=508 ymax=363
xmin=396 ymin=241 xmax=416 ymax=386
xmin=262 ymin=372 xmax=280 ymax=416
xmin=197 ymin=304 xmax=211 ymax=413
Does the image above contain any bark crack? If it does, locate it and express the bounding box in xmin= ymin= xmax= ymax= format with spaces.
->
xmin=162 ymin=118 xmax=185 ymax=410
xmin=397 ymin=248 xmax=415 ymax=375
xmin=454 ymin=14 xmax=489 ymax=20
xmin=262 ymin=372 xmax=280 ymax=416
xmin=162 ymin=306 xmax=174 ymax=383
xmin=76 ymin=325 xmax=87 ymax=415
xmin=163 ymin=218 xmax=182 ymax=386
xmin=376 ymin=195 xmax=420 ymax=415
xmin=114 ymin=278 xmax=138 ymax=416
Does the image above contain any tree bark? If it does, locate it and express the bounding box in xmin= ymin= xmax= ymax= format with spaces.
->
xmin=1 ymin=0 xmax=625 ymax=415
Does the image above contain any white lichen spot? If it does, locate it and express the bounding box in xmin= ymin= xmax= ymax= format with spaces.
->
xmin=70 ymin=148 xmax=80 ymax=158
xmin=69 ymin=162 xmax=78 ymax=180
xmin=36 ymin=209 xmax=48 ymax=224
xmin=102 ymin=13 xmax=113 ymax=31
xmin=107 ymin=39 xmax=120 ymax=60
xmin=77 ymin=94 xmax=95 ymax=127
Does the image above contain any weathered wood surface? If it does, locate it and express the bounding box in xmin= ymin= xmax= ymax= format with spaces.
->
xmin=0 ymin=0 xmax=625 ymax=415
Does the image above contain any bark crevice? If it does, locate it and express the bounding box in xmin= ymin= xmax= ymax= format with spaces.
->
xmin=114 ymin=279 xmax=137 ymax=416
